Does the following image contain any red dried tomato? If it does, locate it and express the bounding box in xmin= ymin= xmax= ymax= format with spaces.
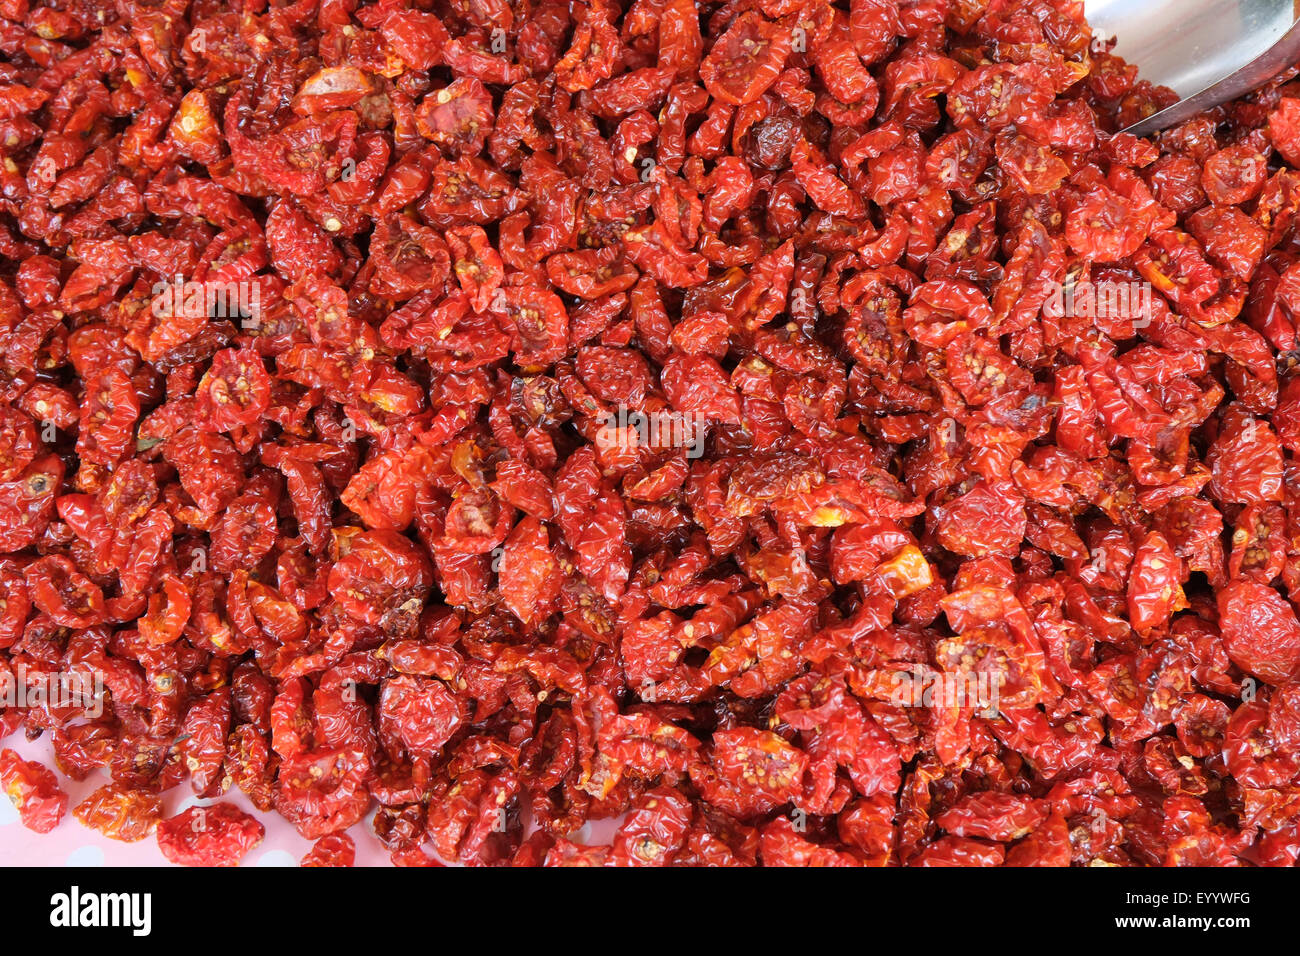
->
xmin=72 ymin=784 xmax=163 ymax=843
xmin=301 ymin=833 xmax=356 ymax=868
xmin=0 ymin=750 xmax=67 ymax=833
xmin=5 ymin=0 xmax=1300 ymax=870
xmin=156 ymin=803 xmax=266 ymax=867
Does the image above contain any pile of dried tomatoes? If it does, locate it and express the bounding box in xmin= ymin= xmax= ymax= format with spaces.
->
xmin=4 ymin=0 xmax=1300 ymax=867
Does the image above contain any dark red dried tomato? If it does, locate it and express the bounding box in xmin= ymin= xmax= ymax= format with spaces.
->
xmin=5 ymin=0 xmax=1300 ymax=870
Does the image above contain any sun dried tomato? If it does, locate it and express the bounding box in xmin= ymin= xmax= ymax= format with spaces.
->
xmin=0 ymin=454 xmax=62 ymax=553
xmin=489 ymin=285 xmax=570 ymax=370
xmin=692 ymin=727 xmax=807 ymax=818
xmin=302 ymin=832 xmax=356 ymax=867
xmin=27 ymin=554 xmax=105 ymax=628
xmin=0 ymin=750 xmax=67 ymax=833
xmin=700 ymin=12 xmax=791 ymax=107
xmin=274 ymin=746 xmax=372 ymax=840
xmin=139 ymin=574 xmax=193 ymax=646
xmin=498 ymin=516 xmax=563 ymax=625
xmin=7 ymin=0 xmax=1300 ymax=870
xmin=328 ymin=529 xmax=433 ymax=636
xmin=1202 ymin=145 xmax=1268 ymax=206
xmin=72 ymin=784 xmax=163 ymax=842
xmin=156 ymin=803 xmax=265 ymax=867
xmin=1218 ymin=579 xmax=1300 ymax=685
xmin=379 ymin=675 xmax=467 ymax=758
xmin=417 ymin=78 xmax=495 ymax=156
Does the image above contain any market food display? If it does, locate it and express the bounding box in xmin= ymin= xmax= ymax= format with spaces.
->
xmin=3 ymin=0 xmax=1300 ymax=866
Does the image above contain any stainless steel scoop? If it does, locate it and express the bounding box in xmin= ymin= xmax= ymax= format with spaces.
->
xmin=1084 ymin=0 xmax=1300 ymax=136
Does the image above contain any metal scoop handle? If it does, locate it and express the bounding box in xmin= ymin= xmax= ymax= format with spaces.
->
xmin=1085 ymin=0 xmax=1300 ymax=137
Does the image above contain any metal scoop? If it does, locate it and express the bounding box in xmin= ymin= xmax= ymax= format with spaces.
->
xmin=1085 ymin=0 xmax=1300 ymax=136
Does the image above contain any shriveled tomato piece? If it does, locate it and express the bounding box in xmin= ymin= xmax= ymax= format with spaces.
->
xmin=700 ymin=12 xmax=791 ymax=106
xmin=196 ymin=347 xmax=272 ymax=432
xmin=1207 ymin=406 xmax=1284 ymax=505
xmin=609 ymin=788 xmax=694 ymax=866
xmin=935 ymin=792 xmax=1048 ymax=842
xmin=0 ymin=751 xmax=67 ymax=833
xmin=934 ymin=479 xmax=1026 ymax=557
xmin=1202 ymin=144 xmax=1267 ymax=206
xmin=368 ymin=215 xmax=451 ymax=299
xmin=0 ymin=407 xmax=38 ymax=483
xmin=447 ymin=225 xmax=505 ymax=313
xmin=0 ymin=563 xmax=30 ymax=649
xmin=1187 ymin=205 xmax=1268 ymax=280
xmin=327 ymin=529 xmax=433 ymax=635
xmin=0 ymin=454 xmax=62 ymax=553
xmin=489 ymin=285 xmax=569 ymax=369
xmin=417 ymin=77 xmax=495 ymax=155
xmin=76 ymin=367 xmax=139 ymax=466
xmin=995 ymin=128 xmax=1068 ymax=195
xmin=211 ymin=497 xmax=279 ymax=574
xmin=442 ymin=486 xmax=512 ymax=554
xmin=293 ymin=66 xmax=374 ymax=114
xmin=73 ymin=784 xmax=163 ymax=842
xmin=139 ymin=573 xmax=193 ymax=645
xmin=1066 ymin=186 xmax=1155 ymax=262
xmin=301 ymin=833 xmax=356 ymax=867
xmin=266 ymin=198 xmax=342 ymax=281
xmin=27 ymin=555 xmax=105 ymax=628
xmin=661 ymin=353 xmax=741 ymax=422
xmin=382 ymin=10 xmax=450 ymax=70
xmin=157 ymin=803 xmax=265 ymax=867
xmin=169 ymin=89 xmax=225 ymax=165
xmin=1224 ymin=701 xmax=1299 ymax=788
xmin=1218 ymin=578 xmax=1300 ymax=685
xmin=849 ymin=0 xmax=901 ymax=65
xmin=691 ymin=727 xmax=807 ymax=817
xmin=379 ymin=675 xmax=468 ymax=757
xmin=274 ymin=746 xmax=372 ymax=840
xmin=948 ymin=64 xmax=1053 ymax=131
xmin=546 ymin=248 xmax=638 ymax=299
xmin=1132 ymin=229 xmax=1219 ymax=309
xmin=499 ymin=516 xmax=563 ymax=625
